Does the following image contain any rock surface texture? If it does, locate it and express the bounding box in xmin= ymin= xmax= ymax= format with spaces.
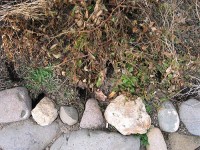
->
xmin=31 ymin=97 xmax=58 ymax=126
xmin=158 ymin=101 xmax=180 ymax=132
xmin=104 ymin=95 xmax=151 ymax=135
xmin=179 ymin=99 xmax=200 ymax=136
xmin=50 ymin=129 xmax=140 ymax=150
xmin=147 ymin=127 xmax=167 ymax=150
xmin=60 ymin=106 xmax=78 ymax=125
xmin=0 ymin=119 xmax=60 ymax=150
xmin=0 ymin=87 xmax=32 ymax=123
xmin=80 ymin=98 xmax=105 ymax=129
xmin=169 ymin=133 xmax=200 ymax=150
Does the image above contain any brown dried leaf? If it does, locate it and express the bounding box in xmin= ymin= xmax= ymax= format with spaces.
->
xmin=95 ymin=90 xmax=107 ymax=101
xmin=108 ymin=91 xmax=116 ymax=99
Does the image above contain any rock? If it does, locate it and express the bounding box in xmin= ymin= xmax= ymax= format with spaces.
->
xmin=31 ymin=97 xmax=58 ymax=126
xmin=50 ymin=129 xmax=140 ymax=150
xmin=179 ymin=99 xmax=200 ymax=136
xmin=80 ymin=98 xmax=105 ymax=129
xmin=0 ymin=87 xmax=32 ymax=123
xmin=158 ymin=101 xmax=180 ymax=132
xmin=147 ymin=128 xmax=167 ymax=150
xmin=60 ymin=106 xmax=78 ymax=125
xmin=169 ymin=133 xmax=200 ymax=150
xmin=104 ymin=95 xmax=151 ymax=135
xmin=0 ymin=119 xmax=60 ymax=150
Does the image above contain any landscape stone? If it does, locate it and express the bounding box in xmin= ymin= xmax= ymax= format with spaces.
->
xmin=60 ymin=106 xmax=78 ymax=125
xmin=158 ymin=101 xmax=180 ymax=132
xmin=80 ymin=98 xmax=105 ymax=129
xmin=50 ymin=129 xmax=140 ymax=150
xmin=147 ymin=127 xmax=167 ymax=150
xmin=31 ymin=97 xmax=58 ymax=126
xmin=169 ymin=132 xmax=200 ymax=150
xmin=0 ymin=119 xmax=60 ymax=150
xmin=104 ymin=95 xmax=151 ymax=135
xmin=179 ymin=99 xmax=200 ymax=136
xmin=0 ymin=87 xmax=32 ymax=123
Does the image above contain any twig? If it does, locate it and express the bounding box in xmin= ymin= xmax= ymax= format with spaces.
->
xmin=195 ymin=0 xmax=200 ymax=22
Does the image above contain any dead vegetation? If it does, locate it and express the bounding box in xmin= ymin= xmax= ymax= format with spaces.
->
xmin=0 ymin=0 xmax=199 ymax=104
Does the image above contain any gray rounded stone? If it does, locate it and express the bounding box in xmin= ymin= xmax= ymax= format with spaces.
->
xmin=0 ymin=87 xmax=32 ymax=123
xmin=179 ymin=99 xmax=200 ymax=136
xmin=0 ymin=119 xmax=60 ymax=150
xmin=158 ymin=101 xmax=180 ymax=132
xmin=60 ymin=106 xmax=78 ymax=125
xmin=50 ymin=129 xmax=140 ymax=150
xmin=169 ymin=133 xmax=200 ymax=150
xmin=147 ymin=128 xmax=167 ymax=150
xmin=80 ymin=98 xmax=105 ymax=129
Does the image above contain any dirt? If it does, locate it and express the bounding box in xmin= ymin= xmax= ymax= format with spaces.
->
xmin=0 ymin=37 xmax=18 ymax=91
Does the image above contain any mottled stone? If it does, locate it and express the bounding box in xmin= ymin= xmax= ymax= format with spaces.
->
xmin=179 ymin=99 xmax=200 ymax=136
xmin=31 ymin=97 xmax=58 ymax=126
xmin=169 ymin=133 xmax=200 ymax=150
xmin=158 ymin=101 xmax=180 ymax=132
xmin=104 ymin=95 xmax=151 ymax=135
xmin=0 ymin=87 xmax=32 ymax=123
xmin=60 ymin=106 xmax=78 ymax=125
xmin=147 ymin=128 xmax=167 ymax=150
xmin=80 ymin=99 xmax=105 ymax=129
xmin=0 ymin=119 xmax=60 ymax=150
xmin=50 ymin=129 xmax=140 ymax=150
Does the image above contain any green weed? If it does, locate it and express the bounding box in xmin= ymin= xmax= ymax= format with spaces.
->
xmin=135 ymin=133 xmax=149 ymax=146
xmin=119 ymin=74 xmax=138 ymax=94
xmin=25 ymin=67 xmax=56 ymax=93
xmin=144 ymin=102 xmax=152 ymax=114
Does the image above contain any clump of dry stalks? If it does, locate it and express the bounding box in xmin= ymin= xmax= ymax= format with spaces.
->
xmin=0 ymin=0 xmax=199 ymax=99
xmin=0 ymin=0 xmax=135 ymax=86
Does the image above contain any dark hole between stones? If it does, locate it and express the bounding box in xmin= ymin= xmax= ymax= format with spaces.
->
xmin=155 ymin=70 xmax=162 ymax=83
xmin=77 ymin=87 xmax=90 ymax=101
xmin=32 ymin=93 xmax=45 ymax=108
xmin=106 ymin=61 xmax=114 ymax=78
xmin=5 ymin=61 xmax=22 ymax=82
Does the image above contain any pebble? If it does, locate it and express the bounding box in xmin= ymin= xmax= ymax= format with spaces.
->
xmin=158 ymin=101 xmax=180 ymax=132
xmin=179 ymin=99 xmax=200 ymax=136
xmin=146 ymin=127 xmax=167 ymax=150
xmin=0 ymin=87 xmax=32 ymax=123
xmin=31 ymin=97 xmax=58 ymax=126
xmin=50 ymin=129 xmax=140 ymax=150
xmin=0 ymin=119 xmax=60 ymax=150
xmin=104 ymin=95 xmax=151 ymax=135
xmin=60 ymin=106 xmax=78 ymax=125
xmin=169 ymin=132 xmax=200 ymax=150
xmin=80 ymin=98 xmax=105 ymax=129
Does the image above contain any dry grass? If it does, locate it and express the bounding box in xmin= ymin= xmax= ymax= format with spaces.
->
xmin=0 ymin=0 xmax=199 ymax=103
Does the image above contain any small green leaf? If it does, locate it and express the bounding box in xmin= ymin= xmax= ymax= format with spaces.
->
xmin=96 ymin=76 xmax=102 ymax=87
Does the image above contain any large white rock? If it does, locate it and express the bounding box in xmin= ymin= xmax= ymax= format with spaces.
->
xmin=31 ymin=97 xmax=58 ymax=126
xmin=147 ymin=128 xmax=167 ymax=150
xmin=104 ymin=95 xmax=151 ymax=135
